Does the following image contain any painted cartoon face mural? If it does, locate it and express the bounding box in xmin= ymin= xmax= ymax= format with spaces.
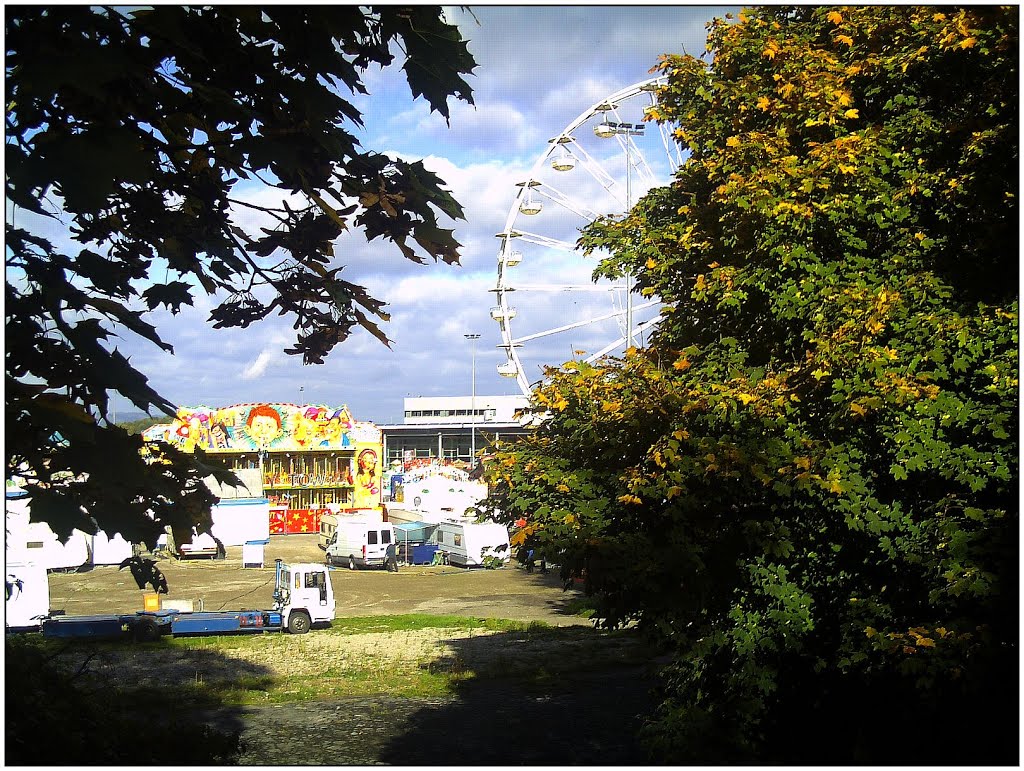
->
xmin=353 ymin=447 xmax=381 ymax=508
xmin=143 ymin=403 xmax=369 ymax=453
xmin=142 ymin=403 xmax=384 ymax=514
xmin=244 ymin=405 xmax=283 ymax=448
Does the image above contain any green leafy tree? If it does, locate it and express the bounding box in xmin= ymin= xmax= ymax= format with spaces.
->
xmin=478 ymin=6 xmax=1017 ymax=763
xmin=6 ymin=7 xmax=475 ymax=547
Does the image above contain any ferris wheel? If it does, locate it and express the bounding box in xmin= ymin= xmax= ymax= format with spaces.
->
xmin=492 ymin=77 xmax=683 ymax=395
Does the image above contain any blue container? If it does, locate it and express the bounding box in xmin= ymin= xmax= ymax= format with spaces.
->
xmin=410 ymin=543 xmax=439 ymax=565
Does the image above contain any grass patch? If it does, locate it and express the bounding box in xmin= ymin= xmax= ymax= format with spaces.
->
xmin=20 ymin=614 xmax=653 ymax=710
xmin=561 ymin=596 xmax=599 ymax=618
xmin=326 ymin=614 xmax=543 ymax=635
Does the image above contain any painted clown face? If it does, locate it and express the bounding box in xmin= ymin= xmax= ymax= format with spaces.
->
xmin=247 ymin=411 xmax=282 ymax=448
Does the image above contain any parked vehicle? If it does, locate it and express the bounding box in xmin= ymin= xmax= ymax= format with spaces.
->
xmin=325 ymin=520 xmax=395 ymax=570
xmin=5 ymin=562 xmax=50 ymax=630
xmin=436 ymin=520 xmax=511 ymax=568
xmin=36 ymin=560 xmax=334 ymax=640
xmin=318 ymin=513 xmax=338 ymax=550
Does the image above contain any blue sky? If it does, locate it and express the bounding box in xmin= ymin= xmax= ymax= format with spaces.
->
xmin=19 ymin=5 xmax=737 ymax=424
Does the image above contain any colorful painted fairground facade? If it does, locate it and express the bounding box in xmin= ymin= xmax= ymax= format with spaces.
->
xmin=142 ymin=403 xmax=383 ymax=534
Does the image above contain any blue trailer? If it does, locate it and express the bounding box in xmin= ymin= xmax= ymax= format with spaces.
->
xmin=42 ymin=608 xmax=287 ymax=642
xmin=39 ymin=560 xmax=333 ymax=642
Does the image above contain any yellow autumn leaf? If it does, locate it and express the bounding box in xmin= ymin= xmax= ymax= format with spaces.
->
xmin=756 ymin=96 xmax=770 ymax=111
xmin=726 ymin=135 xmax=740 ymax=147
xmin=828 ymin=479 xmax=843 ymax=494
xmin=850 ymin=402 xmax=867 ymax=417
xmin=844 ymin=108 xmax=860 ymax=119
xmin=960 ymin=37 xmax=976 ymax=49
xmin=695 ymin=274 xmax=706 ymax=290
xmin=556 ymin=483 xmax=570 ymax=493
xmin=762 ymin=46 xmax=777 ymax=60
xmin=736 ymin=392 xmax=756 ymax=405
xmin=563 ymin=513 xmax=576 ymax=525
xmin=836 ymin=34 xmax=854 ymax=46
xmin=794 ymin=456 xmax=812 ymax=470
xmin=666 ymin=486 xmax=683 ymax=499
xmin=617 ymin=494 xmax=642 ymax=505
xmin=673 ymin=357 xmax=691 ymax=371
xmin=646 ymin=257 xmax=658 ymax=269
xmin=827 ymin=10 xmax=843 ymax=24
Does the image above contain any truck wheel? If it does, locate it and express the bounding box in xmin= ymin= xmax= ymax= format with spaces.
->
xmin=133 ymin=619 xmax=161 ymax=643
xmin=348 ymin=556 xmax=357 ymax=571
xmin=287 ymin=611 xmax=311 ymax=634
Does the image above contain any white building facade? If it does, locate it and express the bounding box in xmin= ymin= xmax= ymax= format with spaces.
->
xmin=380 ymin=395 xmax=530 ymax=466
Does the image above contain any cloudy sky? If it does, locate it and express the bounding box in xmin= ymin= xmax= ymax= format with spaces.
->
xmin=28 ymin=5 xmax=737 ymax=424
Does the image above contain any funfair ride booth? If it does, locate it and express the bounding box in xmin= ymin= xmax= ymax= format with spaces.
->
xmin=143 ymin=403 xmax=383 ymax=534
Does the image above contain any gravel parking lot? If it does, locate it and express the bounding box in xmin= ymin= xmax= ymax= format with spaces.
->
xmin=46 ymin=533 xmax=591 ymax=626
xmin=41 ymin=534 xmax=663 ymax=765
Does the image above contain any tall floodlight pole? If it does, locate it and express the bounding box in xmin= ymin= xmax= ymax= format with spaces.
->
xmin=464 ymin=333 xmax=480 ymax=466
xmin=595 ymin=117 xmax=645 ymax=347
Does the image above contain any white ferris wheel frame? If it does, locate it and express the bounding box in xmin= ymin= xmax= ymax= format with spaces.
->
xmin=492 ymin=76 xmax=682 ymax=395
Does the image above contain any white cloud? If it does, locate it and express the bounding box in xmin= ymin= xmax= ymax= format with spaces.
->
xmin=241 ymin=349 xmax=276 ymax=381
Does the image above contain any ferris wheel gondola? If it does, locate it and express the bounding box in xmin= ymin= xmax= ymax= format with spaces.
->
xmin=492 ymin=77 xmax=682 ymax=395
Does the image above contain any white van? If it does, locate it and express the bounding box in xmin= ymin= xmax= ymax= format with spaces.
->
xmin=436 ymin=520 xmax=511 ymax=568
xmin=325 ymin=520 xmax=395 ymax=570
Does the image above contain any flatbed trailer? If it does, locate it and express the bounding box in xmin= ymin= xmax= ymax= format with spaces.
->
xmin=36 ymin=560 xmax=333 ymax=641
xmin=41 ymin=608 xmax=289 ymax=642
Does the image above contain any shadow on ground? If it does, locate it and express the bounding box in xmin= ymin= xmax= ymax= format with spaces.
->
xmin=375 ymin=629 xmax=661 ymax=765
xmin=201 ymin=628 xmax=664 ymax=766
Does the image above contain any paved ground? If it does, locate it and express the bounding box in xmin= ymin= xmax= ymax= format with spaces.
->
xmin=46 ymin=534 xmax=591 ymax=626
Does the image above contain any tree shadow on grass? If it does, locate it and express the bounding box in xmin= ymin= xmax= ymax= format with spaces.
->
xmin=5 ymin=634 xmax=271 ymax=765
xmin=376 ymin=626 xmax=663 ymax=765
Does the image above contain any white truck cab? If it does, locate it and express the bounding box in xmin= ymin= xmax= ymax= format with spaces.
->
xmin=274 ymin=561 xmax=335 ymax=633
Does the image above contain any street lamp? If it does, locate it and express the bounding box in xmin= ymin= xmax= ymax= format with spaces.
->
xmin=464 ymin=333 xmax=480 ymax=467
xmin=595 ymin=118 xmax=645 ymax=347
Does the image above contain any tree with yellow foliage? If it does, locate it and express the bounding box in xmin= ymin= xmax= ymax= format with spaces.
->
xmin=478 ymin=6 xmax=1017 ymax=763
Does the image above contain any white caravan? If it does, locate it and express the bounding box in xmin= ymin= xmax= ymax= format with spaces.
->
xmin=6 ymin=490 xmax=112 ymax=570
xmin=325 ymin=520 xmax=395 ymax=570
xmin=5 ymin=562 xmax=49 ymax=629
xmin=436 ymin=520 xmax=511 ymax=567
